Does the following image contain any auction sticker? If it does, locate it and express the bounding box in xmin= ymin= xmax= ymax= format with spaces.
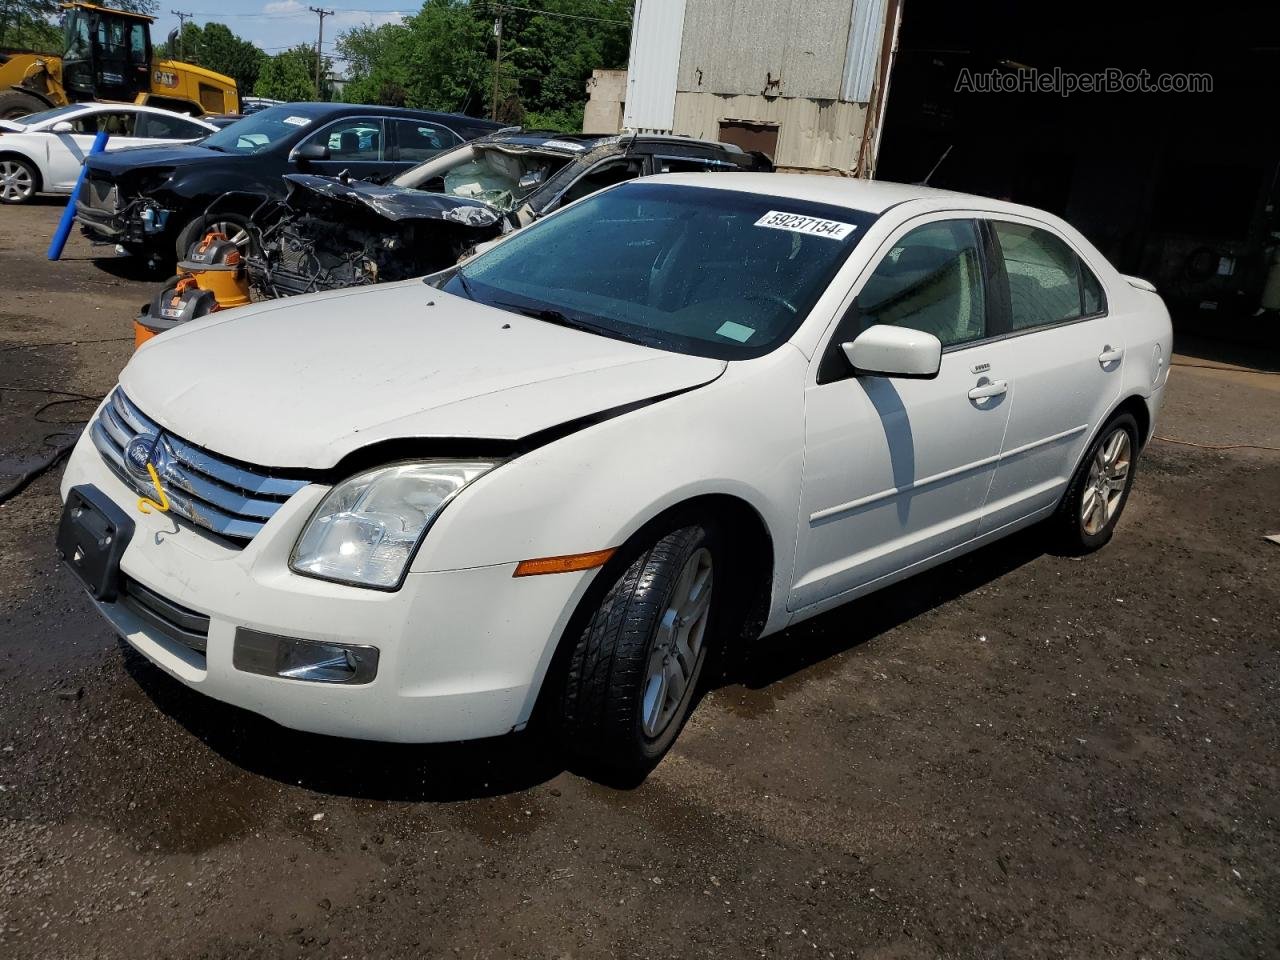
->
xmin=282 ymin=115 xmax=311 ymax=127
xmin=754 ymin=210 xmax=856 ymax=240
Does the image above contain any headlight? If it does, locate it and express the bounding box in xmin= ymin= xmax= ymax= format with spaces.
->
xmin=290 ymin=460 xmax=496 ymax=589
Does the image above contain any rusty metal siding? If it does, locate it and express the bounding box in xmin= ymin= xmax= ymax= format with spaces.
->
xmin=676 ymin=0 xmax=857 ymax=100
xmin=672 ymin=91 xmax=869 ymax=172
xmin=623 ymin=0 xmax=689 ymax=132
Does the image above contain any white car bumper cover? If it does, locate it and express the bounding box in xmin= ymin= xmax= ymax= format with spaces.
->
xmin=60 ymin=433 xmax=591 ymax=743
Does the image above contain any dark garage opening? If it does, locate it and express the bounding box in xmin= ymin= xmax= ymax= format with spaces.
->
xmin=876 ymin=2 xmax=1280 ymax=349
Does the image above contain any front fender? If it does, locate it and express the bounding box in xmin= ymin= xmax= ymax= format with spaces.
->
xmin=411 ymin=346 xmax=808 ymax=635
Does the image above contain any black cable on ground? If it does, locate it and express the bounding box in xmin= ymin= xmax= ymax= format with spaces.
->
xmin=0 ymin=385 xmax=103 ymax=505
xmin=0 ymin=433 xmax=81 ymax=506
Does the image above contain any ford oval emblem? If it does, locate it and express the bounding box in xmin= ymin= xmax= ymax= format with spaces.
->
xmin=124 ymin=433 xmax=166 ymax=479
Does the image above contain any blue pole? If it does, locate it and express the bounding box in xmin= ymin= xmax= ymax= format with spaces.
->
xmin=47 ymin=129 xmax=110 ymax=261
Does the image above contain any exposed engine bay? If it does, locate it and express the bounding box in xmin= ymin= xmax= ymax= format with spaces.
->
xmin=244 ymin=174 xmax=504 ymax=299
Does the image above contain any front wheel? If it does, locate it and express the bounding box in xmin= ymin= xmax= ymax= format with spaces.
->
xmin=557 ymin=524 xmax=720 ymax=782
xmin=0 ymin=156 xmax=39 ymax=204
xmin=174 ymin=213 xmax=250 ymax=262
xmin=1053 ymin=411 xmax=1140 ymax=552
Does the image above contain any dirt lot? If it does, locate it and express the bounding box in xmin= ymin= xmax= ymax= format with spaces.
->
xmin=1 ymin=199 xmax=1278 ymax=960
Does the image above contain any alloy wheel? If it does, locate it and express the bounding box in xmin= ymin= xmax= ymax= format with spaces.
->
xmin=206 ymin=220 xmax=249 ymax=248
xmin=1081 ymin=427 xmax=1131 ymax=536
xmin=640 ymin=547 xmax=713 ymax=738
xmin=0 ymin=161 xmax=34 ymax=202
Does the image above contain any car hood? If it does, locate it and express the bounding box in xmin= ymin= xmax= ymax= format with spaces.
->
xmin=283 ymin=174 xmax=502 ymax=227
xmin=119 ymin=280 xmax=726 ymax=469
xmin=85 ymin=143 xmax=238 ymax=176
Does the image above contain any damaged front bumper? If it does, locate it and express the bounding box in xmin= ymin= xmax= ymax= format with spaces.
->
xmin=74 ymin=177 xmax=173 ymax=245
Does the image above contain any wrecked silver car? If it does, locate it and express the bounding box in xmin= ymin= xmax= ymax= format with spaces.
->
xmin=243 ymin=130 xmax=773 ymax=299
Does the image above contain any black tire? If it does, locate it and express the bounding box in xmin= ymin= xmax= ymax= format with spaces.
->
xmin=0 ymin=153 xmax=40 ymax=204
xmin=1052 ymin=411 xmax=1140 ymax=553
xmin=0 ymin=90 xmax=48 ymax=122
xmin=174 ymin=212 xmax=250 ymax=262
xmin=558 ymin=523 xmax=722 ymax=783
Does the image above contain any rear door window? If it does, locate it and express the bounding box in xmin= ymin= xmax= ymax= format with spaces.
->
xmin=392 ymin=120 xmax=463 ymax=162
xmin=991 ymin=221 xmax=1105 ymax=329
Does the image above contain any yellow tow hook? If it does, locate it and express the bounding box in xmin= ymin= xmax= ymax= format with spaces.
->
xmin=137 ymin=461 xmax=171 ymax=514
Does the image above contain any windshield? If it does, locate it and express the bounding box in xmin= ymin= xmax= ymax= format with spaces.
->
xmin=444 ymin=182 xmax=876 ymax=360
xmin=431 ymin=146 xmax=571 ymax=212
xmin=11 ymin=105 xmax=81 ymax=127
xmin=200 ymin=106 xmax=314 ymax=155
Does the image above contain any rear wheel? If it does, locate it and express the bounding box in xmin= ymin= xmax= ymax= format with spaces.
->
xmin=1053 ymin=411 xmax=1140 ymax=552
xmin=0 ymin=91 xmax=47 ymax=122
xmin=558 ymin=523 xmax=720 ymax=783
xmin=0 ymin=155 xmax=39 ymax=204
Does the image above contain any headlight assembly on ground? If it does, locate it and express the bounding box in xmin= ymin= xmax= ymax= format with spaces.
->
xmin=291 ymin=460 xmax=497 ymax=589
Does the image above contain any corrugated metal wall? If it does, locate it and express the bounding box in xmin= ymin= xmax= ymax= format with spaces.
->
xmin=676 ymin=0 xmax=857 ymax=99
xmin=622 ymin=0 xmax=689 ymax=132
xmin=673 ymin=92 xmax=869 ymax=172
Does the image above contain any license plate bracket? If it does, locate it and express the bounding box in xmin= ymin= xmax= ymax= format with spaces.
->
xmin=57 ymin=485 xmax=134 ymax=602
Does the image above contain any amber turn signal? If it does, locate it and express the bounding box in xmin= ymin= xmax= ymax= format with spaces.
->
xmin=513 ymin=548 xmax=616 ymax=577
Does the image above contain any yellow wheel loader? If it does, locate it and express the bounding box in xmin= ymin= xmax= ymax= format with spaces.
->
xmin=0 ymin=3 xmax=238 ymax=120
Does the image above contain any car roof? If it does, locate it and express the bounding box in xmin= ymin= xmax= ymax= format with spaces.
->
xmin=269 ymin=102 xmax=503 ymax=127
xmin=643 ymin=172 xmax=1019 ymax=215
xmin=477 ymin=129 xmax=742 ymax=155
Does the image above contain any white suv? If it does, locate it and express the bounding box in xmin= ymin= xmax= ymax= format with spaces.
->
xmin=58 ymin=174 xmax=1172 ymax=781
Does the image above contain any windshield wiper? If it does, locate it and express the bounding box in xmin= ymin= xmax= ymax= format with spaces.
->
xmin=493 ymin=301 xmax=588 ymax=332
xmin=455 ymin=270 xmax=477 ymax=300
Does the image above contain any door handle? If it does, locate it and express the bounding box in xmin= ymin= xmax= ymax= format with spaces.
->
xmin=1098 ymin=345 xmax=1124 ymax=366
xmin=967 ymin=379 xmax=1008 ymax=400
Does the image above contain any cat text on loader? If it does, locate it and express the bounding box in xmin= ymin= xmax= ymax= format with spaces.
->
xmin=134 ymin=230 xmax=250 ymax=348
xmin=0 ymin=3 xmax=238 ymax=120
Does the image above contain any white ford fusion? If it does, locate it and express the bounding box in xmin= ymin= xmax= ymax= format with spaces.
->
xmin=58 ymin=173 xmax=1172 ymax=779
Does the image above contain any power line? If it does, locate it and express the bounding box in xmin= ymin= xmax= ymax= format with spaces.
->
xmin=170 ymin=9 xmax=193 ymax=58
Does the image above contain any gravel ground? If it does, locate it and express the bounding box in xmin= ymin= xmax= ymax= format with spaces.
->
xmin=1 ymin=199 xmax=1278 ymax=959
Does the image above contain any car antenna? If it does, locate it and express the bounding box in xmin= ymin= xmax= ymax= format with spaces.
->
xmin=918 ymin=144 xmax=953 ymax=186
xmin=622 ymin=129 xmax=639 ymax=158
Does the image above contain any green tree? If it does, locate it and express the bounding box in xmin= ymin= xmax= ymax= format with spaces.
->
xmin=255 ymin=44 xmax=330 ymax=102
xmin=336 ymin=0 xmax=631 ymax=127
xmin=0 ymin=0 xmax=61 ymax=50
xmin=163 ymin=22 xmax=264 ymax=92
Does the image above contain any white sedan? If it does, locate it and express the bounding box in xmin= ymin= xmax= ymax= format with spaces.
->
xmin=0 ymin=102 xmax=217 ymax=204
xmin=57 ymin=174 xmax=1172 ymax=782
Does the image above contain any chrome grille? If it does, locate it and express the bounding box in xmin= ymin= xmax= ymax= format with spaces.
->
xmin=90 ymin=389 xmax=309 ymax=544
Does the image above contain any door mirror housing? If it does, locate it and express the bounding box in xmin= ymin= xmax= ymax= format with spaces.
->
xmin=842 ymin=325 xmax=942 ymax=380
xmin=51 ymin=120 xmax=75 ymax=133
xmin=291 ymin=142 xmax=329 ymax=165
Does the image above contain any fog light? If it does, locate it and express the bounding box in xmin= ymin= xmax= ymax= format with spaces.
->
xmin=233 ymin=628 xmax=378 ymax=685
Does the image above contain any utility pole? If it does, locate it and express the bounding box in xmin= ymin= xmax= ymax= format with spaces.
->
xmin=308 ymin=6 xmax=334 ymax=100
xmin=490 ymin=5 xmax=504 ymax=121
xmin=170 ymin=10 xmax=192 ymax=59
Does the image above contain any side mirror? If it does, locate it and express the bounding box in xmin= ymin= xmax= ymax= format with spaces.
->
xmin=842 ymin=325 xmax=942 ymax=379
xmin=51 ymin=120 xmax=75 ymax=133
xmin=291 ymin=142 xmax=329 ymax=165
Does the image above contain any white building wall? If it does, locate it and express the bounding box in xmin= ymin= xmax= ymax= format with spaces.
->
xmin=622 ymin=0 xmax=688 ymax=132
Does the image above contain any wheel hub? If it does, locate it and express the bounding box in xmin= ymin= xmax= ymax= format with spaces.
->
xmin=1081 ymin=428 xmax=1131 ymax=536
xmin=640 ymin=547 xmax=713 ymax=739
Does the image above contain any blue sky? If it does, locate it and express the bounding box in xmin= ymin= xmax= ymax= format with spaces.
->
xmin=152 ymin=2 xmax=410 ymax=66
